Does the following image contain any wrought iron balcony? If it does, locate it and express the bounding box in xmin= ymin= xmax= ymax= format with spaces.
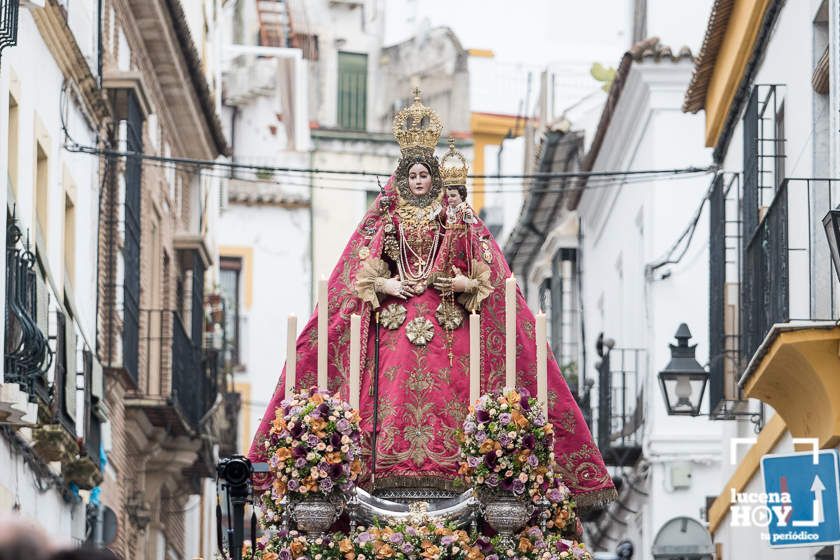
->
xmin=4 ymin=214 xmax=51 ymax=403
xmin=593 ymin=347 xmax=645 ymax=467
xmin=740 ymin=178 xmax=840 ymax=357
xmin=134 ymin=309 xmax=217 ymax=435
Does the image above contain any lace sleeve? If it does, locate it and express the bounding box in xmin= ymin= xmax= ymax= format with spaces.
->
xmin=354 ymin=258 xmax=391 ymax=308
xmin=457 ymin=259 xmax=493 ymax=313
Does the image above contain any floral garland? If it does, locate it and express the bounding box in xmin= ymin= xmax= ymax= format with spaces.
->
xmin=261 ymin=388 xmax=362 ymax=510
xmin=242 ymin=521 xmax=592 ymax=560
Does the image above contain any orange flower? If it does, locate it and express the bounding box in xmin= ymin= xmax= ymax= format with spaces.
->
xmin=506 ymin=391 xmax=520 ymax=405
xmin=310 ymin=393 xmax=325 ymax=406
xmin=339 ymin=539 xmax=354 ymax=554
xmin=466 ymin=545 xmax=484 ymax=560
xmin=517 ymin=536 xmax=533 ymax=553
xmin=458 ymin=463 xmax=471 ymax=475
xmin=290 ymin=540 xmax=306 ymax=556
xmin=351 ymin=459 xmax=362 ymax=474
xmin=310 ymin=418 xmax=327 ymax=433
xmin=421 ymin=545 xmax=441 ymax=558
xmin=479 ymin=439 xmax=497 ymax=454
xmin=262 ymin=552 xmax=278 ymax=560
xmin=275 ymin=447 xmax=292 ymax=461
xmin=544 ymin=423 xmax=554 ymax=434
xmin=326 ymin=451 xmax=343 ymax=464
xmin=272 ymin=479 xmax=286 ymax=496
xmin=511 ymin=411 xmax=529 ymax=428
xmin=376 ymin=543 xmax=395 ymax=558
xmin=272 ymin=412 xmax=287 ymax=432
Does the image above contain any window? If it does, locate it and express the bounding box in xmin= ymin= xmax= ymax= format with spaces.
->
xmin=337 ymin=52 xmax=367 ymax=131
xmin=7 ymin=94 xmax=18 ymax=196
xmin=64 ymin=191 xmax=76 ymax=288
xmin=36 ymin=143 xmax=49 ymax=241
xmin=547 ymin=249 xmax=580 ymax=391
xmin=220 ymin=256 xmax=242 ymax=367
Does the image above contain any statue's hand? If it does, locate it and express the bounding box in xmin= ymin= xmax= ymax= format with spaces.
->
xmin=381 ymin=277 xmax=412 ymax=299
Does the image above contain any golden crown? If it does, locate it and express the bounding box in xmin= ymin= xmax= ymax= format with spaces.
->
xmin=440 ymin=138 xmax=469 ymax=187
xmin=392 ymin=87 xmax=443 ymax=154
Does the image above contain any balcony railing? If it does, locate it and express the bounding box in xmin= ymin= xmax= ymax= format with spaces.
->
xmin=594 ymin=347 xmax=645 ymax=467
xmin=141 ymin=309 xmax=217 ymax=433
xmin=741 ymin=178 xmax=840 ymax=362
xmin=4 ymin=214 xmax=52 ymax=401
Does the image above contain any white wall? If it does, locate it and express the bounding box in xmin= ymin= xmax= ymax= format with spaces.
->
xmin=218 ymin=201 xmax=310 ymax=450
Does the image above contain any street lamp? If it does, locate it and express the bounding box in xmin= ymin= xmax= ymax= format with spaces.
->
xmin=822 ymin=207 xmax=840 ymax=281
xmin=658 ymin=324 xmax=708 ymax=416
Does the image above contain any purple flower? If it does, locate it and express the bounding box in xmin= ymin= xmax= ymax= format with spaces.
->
xmin=307 ymin=434 xmax=320 ymax=447
xmin=400 ymin=543 xmax=414 ymax=554
xmin=512 ymin=479 xmax=525 ymax=495
xmin=474 ymin=430 xmax=487 ymax=443
xmin=483 ymin=452 xmax=498 ymax=469
xmin=485 ymin=473 xmax=500 ymax=487
xmin=522 ymin=434 xmax=536 ymax=450
xmin=499 ymin=434 xmax=511 ymax=447
xmin=319 ymin=477 xmax=334 ymax=492
xmin=476 ymin=537 xmax=493 ymax=554
xmin=278 ymin=550 xmax=291 ymax=560
xmin=295 ymin=457 xmax=308 ymax=469
xmin=317 ymin=403 xmax=330 ymax=417
xmin=486 ymin=555 xmax=499 ymax=560
xmin=330 ymin=432 xmax=343 ymax=448
xmin=527 ymin=454 xmax=539 ymax=467
xmin=336 ymin=418 xmax=351 ymax=434
xmin=287 ymin=479 xmax=300 ymax=491
xmin=388 ymin=532 xmax=404 ymax=544
xmin=405 ymin=527 xmax=418 ymax=537
xmin=532 ymin=414 xmax=546 ymax=427
xmin=463 ymin=421 xmax=476 ymax=434
xmin=328 ymin=463 xmax=343 ymax=480
xmin=357 ymin=532 xmax=372 ymax=543
xmin=498 ymin=413 xmax=512 ymax=425
xmin=519 ymin=387 xmax=531 ymax=398
xmin=292 ymin=445 xmax=307 ymax=458
xmin=467 ymin=456 xmax=480 ymax=468
xmin=500 ymin=477 xmax=514 ymax=492
xmin=475 ymin=409 xmax=490 ymax=423
xmin=520 ymin=395 xmax=531 ymax=410
xmin=290 ymin=423 xmax=303 ymax=438
xmin=441 ymin=535 xmax=457 ymax=546
xmin=556 ymin=540 xmax=570 ymax=552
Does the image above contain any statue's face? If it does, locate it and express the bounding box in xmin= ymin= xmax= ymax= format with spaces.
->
xmin=446 ymin=188 xmax=463 ymax=207
xmin=408 ymin=163 xmax=433 ymax=196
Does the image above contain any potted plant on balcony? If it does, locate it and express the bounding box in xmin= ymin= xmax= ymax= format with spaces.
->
xmin=260 ymin=387 xmax=362 ymax=536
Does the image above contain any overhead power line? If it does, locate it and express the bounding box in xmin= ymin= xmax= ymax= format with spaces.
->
xmin=64 ymin=142 xmax=715 ymax=183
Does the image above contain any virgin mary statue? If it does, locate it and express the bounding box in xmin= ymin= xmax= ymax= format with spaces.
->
xmin=250 ymin=90 xmax=616 ymax=509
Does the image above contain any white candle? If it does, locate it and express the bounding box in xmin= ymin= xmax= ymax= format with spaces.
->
xmin=318 ymin=277 xmax=328 ymax=391
xmin=536 ymin=311 xmax=547 ymax=417
xmin=285 ymin=314 xmax=297 ymax=396
xmin=470 ymin=312 xmax=480 ymax=405
xmin=349 ymin=314 xmax=361 ymax=411
xmin=505 ymin=275 xmax=516 ymax=389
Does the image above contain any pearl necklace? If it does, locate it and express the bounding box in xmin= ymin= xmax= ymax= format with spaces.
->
xmin=398 ymin=222 xmax=439 ymax=283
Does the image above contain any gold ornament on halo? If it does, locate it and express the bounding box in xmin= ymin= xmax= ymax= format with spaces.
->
xmin=380 ymin=303 xmax=407 ymax=330
xmin=440 ymin=138 xmax=469 ymax=187
xmin=392 ymin=87 xmax=443 ymax=156
xmin=405 ymin=316 xmax=435 ymax=346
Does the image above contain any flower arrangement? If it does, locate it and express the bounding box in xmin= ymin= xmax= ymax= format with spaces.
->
xmin=459 ymin=388 xmax=556 ymax=501
xmin=241 ymin=523 xmax=592 ymax=560
xmin=261 ymin=388 xmax=362 ymax=509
